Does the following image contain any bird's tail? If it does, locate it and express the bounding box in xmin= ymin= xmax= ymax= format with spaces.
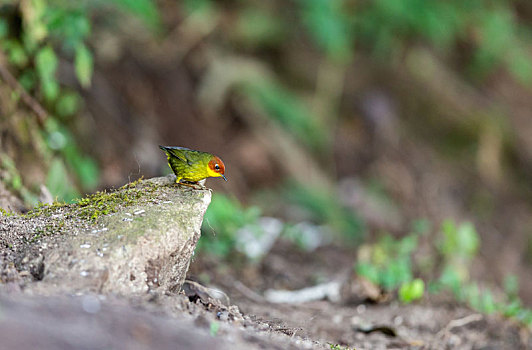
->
xmin=159 ymin=145 xmax=187 ymax=163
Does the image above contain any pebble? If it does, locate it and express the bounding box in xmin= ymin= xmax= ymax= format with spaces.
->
xmin=257 ymin=323 xmax=270 ymax=331
xmin=332 ymin=314 xmax=343 ymax=324
xmin=393 ymin=315 xmax=403 ymax=326
xmin=91 ymin=228 xmax=108 ymax=234
xmin=81 ymin=295 xmax=101 ymax=314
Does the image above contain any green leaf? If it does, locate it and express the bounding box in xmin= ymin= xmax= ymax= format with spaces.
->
xmin=440 ymin=220 xmax=479 ymax=260
xmin=56 ymin=91 xmax=81 ymax=117
xmin=46 ymin=8 xmax=91 ymax=49
xmin=456 ymin=222 xmax=480 ymax=258
xmin=399 ymin=278 xmax=425 ymax=304
xmin=355 ymin=262 xmax=379 ymax=285
xmin=3 ymin=40 xmax=29 ymax=67
xmin=75 ymin=44 xmax=93 ymax=88
xmin=35 ymin=45 xmax=59 ymax=101
xmin=21 ymin=0 xmax=48 ymax=43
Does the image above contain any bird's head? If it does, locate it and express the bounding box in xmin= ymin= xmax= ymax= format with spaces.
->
xmin=207 ymin=156 xmax=227 ymax=181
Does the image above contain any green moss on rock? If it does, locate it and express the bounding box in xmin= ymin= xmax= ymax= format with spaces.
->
xmin=23 ymin=178 xmax=163 ymax=223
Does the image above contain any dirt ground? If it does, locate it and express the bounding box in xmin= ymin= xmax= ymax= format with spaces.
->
xmin=185 ymin=242 xmax=532 ymax=350
xmin=0 ymin=220 xmax=530 ymax=349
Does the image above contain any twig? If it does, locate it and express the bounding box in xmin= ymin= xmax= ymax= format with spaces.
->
xmin=441 ymin=313 xmax=483 ymax=333
xmin=264 ymin=281 xmax=341 ymax=304
xmin=425 ymin=313 xmax=483 ymax=349
xmin=0 ymin=51 xmax=48 ymax=125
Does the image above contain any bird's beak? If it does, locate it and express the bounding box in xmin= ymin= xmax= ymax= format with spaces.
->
xmin=222 ymin=174 xmax=227 ymax=181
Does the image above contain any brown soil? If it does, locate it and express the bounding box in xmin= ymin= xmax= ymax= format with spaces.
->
xmin=2 ymin=226 xmax=529 ymax=349
xmin=185 ymin=242 xmax=531 ymax=349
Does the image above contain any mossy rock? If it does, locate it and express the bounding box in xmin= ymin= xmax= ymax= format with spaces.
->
xmin=0 ymin=175 xmax=212 ymax=295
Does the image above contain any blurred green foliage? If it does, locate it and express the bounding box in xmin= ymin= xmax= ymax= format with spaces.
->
xmin=430 ymin=219 xmax=494 ymax=318
xmin=225 ymin=0 xmax=532 ymax=84
xmin=439 ymin=223 xmax=532 ymax=325
xmin=200 ymin=184 xmax=365 ymax=259
xmin=244 ymin=80 xmax=327 ymax=151
xmin=0 ymin=153 xmax=22 ymax=192
xmin=108 ymin=0 xmax=161 ymax=32
xmin=436 ymin=220 xmax=480 ymax=293
xmin=355 ymin=219 xmax=532 ymax=326
xmin=285 ymin=183 xmax=365 ymax=242
xmin=298 ymin=0 xmax=354 ymax=62
xmin=356 ymin=232 xmax=418 ymax=291
xmin=500 ymin=275 xmax=532 ymax=325
xmin=45 ymin=157 xmax=79 ymax=202
xmin=0 ymin=0 xmax=160 ymax=201
xmin=354 ymin=0 xmax=532 ymax=83
xmin=233 ymin=7 xmax=285 ymax=49
xmin=0 ymin=0 xmax=530 ymax=327
xmin=35 ymin=45 xmax=59 ymax=101
xmin=4 ymin=0 xmax=532 ymax=203
xmin=213 ymin=0 xmax=532 ymax=177
xmin=199 ymin=194 xmax=262 ymax=257
xmin=0 ymin=153 xmax=37 ymax=204
xmin=44 ymin=118 xmax=99 ymax=190
xmin=399 ymin=278 xmax=425 ymax=304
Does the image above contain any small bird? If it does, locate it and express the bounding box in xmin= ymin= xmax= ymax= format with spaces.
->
xmin=159 ymin=145 xmax=227 ymax=186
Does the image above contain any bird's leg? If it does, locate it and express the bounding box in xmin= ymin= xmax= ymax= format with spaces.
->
xmin=178 ymin=182 xmax=197 ymax=189
xmin=194 ymin=179 xmax=208 ymax=190
xmin=177 ymin=181 xmax=205 ymax=190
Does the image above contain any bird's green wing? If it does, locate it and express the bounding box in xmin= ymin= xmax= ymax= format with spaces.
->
xmin=159 ymin=146 xmax=193 ymax=165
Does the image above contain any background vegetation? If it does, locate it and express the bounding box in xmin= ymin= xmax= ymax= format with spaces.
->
xmin=2 ymin=0 xmax=532 ymax=328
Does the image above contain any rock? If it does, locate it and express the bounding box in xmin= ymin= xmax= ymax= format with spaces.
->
xmin=1 ymin=175 xmax=212 ymax=296
xmin=0 ymin=181 xmax=25 ymax=213
xmin=0 ymin=294 xmax=227 ymax=350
